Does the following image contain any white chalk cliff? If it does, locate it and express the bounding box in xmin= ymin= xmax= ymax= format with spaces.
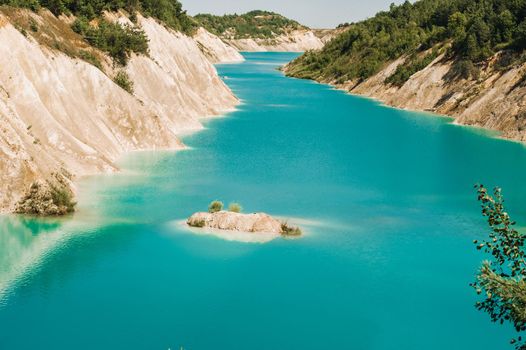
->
xmin=193 ymin=27 xmax=245 ymax=64
xmin=0 ymin=10 xmax=239 ymax=213
xmin=226 ymin=29 xmax=324 ymax=52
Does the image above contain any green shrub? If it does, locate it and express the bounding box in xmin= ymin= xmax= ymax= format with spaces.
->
xmin=113 ymin=70 xmax=134 ymax=93
xmin=281 ymin=222 xmax=302 ymax=236
xmin=29 ymin=19 xmax=38 ymax=32
xmin=208 ymin=200 xmax=223 ymax=213
xmin=49 ymin=184 xmax=76 ymax=213
xmin=228 ymin=202 xmax=242 ymax=213
xmin=72 ymin=18 xmax=148 ymax=66
xmin=78 ymin=50 xmax=102 ymax=70
xmin=71 ymin=16 xmax=90 ymax=35
xmin=189 ymin=219 xmax=206 ymax=228
xmin=140 ymin=0 xmax=196 ymax=35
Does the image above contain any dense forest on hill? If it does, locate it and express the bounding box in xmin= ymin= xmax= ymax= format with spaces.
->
xmin=0 ymin=0 xmax=195 ymax=33
xmin=195 ymin=10 xmax=303 ymax=39
xmin=286 ymin=0 xmax=526 ymax=85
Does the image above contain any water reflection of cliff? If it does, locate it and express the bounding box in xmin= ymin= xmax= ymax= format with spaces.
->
xmin=0 ymin=216 xmax=69 ymax=300
xmin=0 ymin=213 xmax=142 ymax=305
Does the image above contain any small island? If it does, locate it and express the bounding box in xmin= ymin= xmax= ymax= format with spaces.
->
xmin=187 ymin=201 xmax=302 ymax=237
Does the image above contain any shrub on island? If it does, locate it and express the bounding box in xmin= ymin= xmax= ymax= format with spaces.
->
xmin=191 ymin=201 xmax=302 ymax=237
xmin=228 ymin=202 xmax=242 ymax=213
xmin=188 ymin=218 xmax=206 ymax=228
xmin=281 ymin=222 xmax=302 ymax=236
xmin=208 ymin=200 xmax=224 ymax=213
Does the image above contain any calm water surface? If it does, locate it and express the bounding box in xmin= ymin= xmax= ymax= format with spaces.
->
xmin=1 ymin=52 xmax=525 ymax=349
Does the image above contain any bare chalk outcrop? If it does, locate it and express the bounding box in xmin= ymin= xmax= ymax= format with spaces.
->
xmin=346 ymin=52 xmax=526 ymax=141
xmin=193 ymin=27 xmax=245 ymax=64
xmin=226 ymin=30 xmax=324 ymax=52
xmin=0 ymin=10 xmax=239 ymax=214
xmin=188 ymin=211 xmax=284 ymax=235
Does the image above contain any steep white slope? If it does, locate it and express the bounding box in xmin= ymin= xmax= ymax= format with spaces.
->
xmin=346 ymin=52 xmax=526 ymax=141
xmin=0 ymin=12 xmax=238 ymax=212
xmin=193 ymin=27 xmax=244 ymax=64
xmin=126 ymin=16 xmax=239 ymax=132
xmin=226 ymin=30 xmax=324 ymax=52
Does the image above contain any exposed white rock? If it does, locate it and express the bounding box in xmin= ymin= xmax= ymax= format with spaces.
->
xmin=345 ymin=51 xmax=526 ymax=141
xmin=193 ymin=27 xmax=245 ymax=64
xmin=0 ymin=11 xmax=238 ymax=213
xmin=314 ymin=29 xmax=340 ymax=44
xmin=285 ymin=43 xmax=526 ymax=142
xmin=187 ymin=211 xmax=283 ymax=234
xmin=227 ymin=30 xmax=324 ymax=52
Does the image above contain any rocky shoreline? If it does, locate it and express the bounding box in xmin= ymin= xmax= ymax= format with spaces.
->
xmin=285 ymin=52 xmax=526 ymax=143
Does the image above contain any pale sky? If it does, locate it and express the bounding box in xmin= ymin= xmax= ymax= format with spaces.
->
xmin=183 ymin=0 xmax=407 ymax=29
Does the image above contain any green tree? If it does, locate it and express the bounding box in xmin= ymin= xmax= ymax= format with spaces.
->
xmin=448 ymin=12 xmax=467 ymax=41
xmin=286 ymin=0 xmax=526 ymax=83
xmin=498 ymin=10 xmax=515 ymax=42
xmin=464 ymin=33 xmax=480 ymax=60
xmin=472 ymin=185 xmax=526 ymax=349
xmin=514 ymin=20 xmax=526 ymax=50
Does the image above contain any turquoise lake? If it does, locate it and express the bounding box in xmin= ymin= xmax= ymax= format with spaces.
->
xmin=1 ymin=52 xmax=526 ymax=349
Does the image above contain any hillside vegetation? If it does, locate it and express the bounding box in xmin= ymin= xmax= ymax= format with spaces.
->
xmin=195 ymin=10 xmax=304 ymax=39
xmin=0 ymin=0 xmax=195 ymax=34
xmin=0 ymin=0 xmax=197 ymax=69
xmin=286 ymin=0 xmax=526 ymax=85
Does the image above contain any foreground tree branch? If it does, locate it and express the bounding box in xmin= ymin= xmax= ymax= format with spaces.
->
xmin=472 ymin=185 xmax=526 ymax=349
